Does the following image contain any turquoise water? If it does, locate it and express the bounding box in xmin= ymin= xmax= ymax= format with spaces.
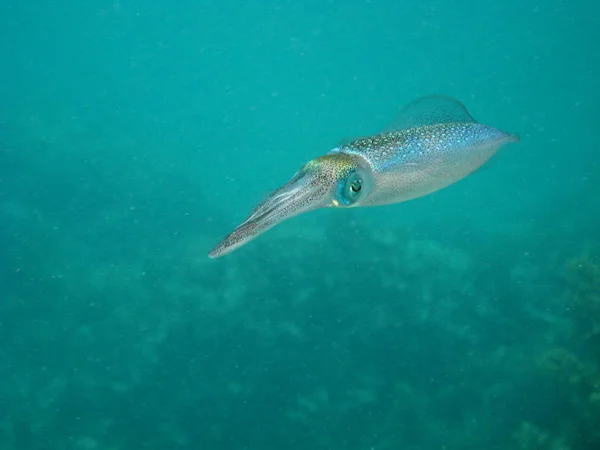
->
xmin=1 ymin=1 xmax=599 ymax=449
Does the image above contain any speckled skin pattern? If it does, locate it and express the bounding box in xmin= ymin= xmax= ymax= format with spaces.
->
xmin=209 ymin=96 xmax=519 ymax=258
xmin=338 ymin=122 xmax=518 ymax=206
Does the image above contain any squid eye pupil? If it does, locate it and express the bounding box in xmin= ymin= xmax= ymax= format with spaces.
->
xmin=350 ymin=180 xmax=362 ymax=193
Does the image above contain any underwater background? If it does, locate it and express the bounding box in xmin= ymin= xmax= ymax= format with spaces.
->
xmin=1 ymin=0 xmax=599 ymax=449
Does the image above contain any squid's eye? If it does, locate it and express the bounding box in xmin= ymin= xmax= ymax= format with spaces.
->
xmin=338 ymin=171 xmax=364 ymax=205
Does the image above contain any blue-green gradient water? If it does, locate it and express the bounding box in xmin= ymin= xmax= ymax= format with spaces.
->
xmin=1 ymin=1 xmax=599 ymax=449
